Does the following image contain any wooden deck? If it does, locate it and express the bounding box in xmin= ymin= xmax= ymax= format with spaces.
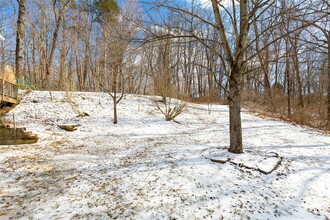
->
xmin=0 ymin=78 xmax=18 ymax=105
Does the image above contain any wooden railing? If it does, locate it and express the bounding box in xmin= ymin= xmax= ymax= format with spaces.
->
xmin=0 ymin=77 xmax=18 ymax=103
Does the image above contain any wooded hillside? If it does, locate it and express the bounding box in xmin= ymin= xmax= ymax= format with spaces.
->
xmin=0 ymin=0 xmax=329 ymax=133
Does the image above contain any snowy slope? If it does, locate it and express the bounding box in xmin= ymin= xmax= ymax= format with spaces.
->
xmin=0 ymin=91 xmax=329 ymax=219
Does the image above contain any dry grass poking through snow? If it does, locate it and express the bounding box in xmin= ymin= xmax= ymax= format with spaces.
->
xmin=0 ymin=91 xmax=329 ymax=219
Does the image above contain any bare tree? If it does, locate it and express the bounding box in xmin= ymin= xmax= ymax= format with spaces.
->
xmin=15 ymin=0 xmax=26 ymax=79
xmin=44 ymin=0 xmax=70 ymax=87
xmin=210 ymin=0 xmax=276 ymax=153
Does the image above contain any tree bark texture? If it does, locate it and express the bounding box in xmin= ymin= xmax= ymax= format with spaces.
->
xmin=15 ymin=0 xmax=26 ymax=79
xmin=228 ymin=70 xmax=243 ymax=153
xmin=113 ymin=95 xmax=118 ymax=124
xmin=327 ymin=37 xmax=330 ymax=129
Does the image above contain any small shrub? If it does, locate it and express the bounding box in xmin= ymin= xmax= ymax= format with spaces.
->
xmin=155 ymin=97 xmax=186 ymax=121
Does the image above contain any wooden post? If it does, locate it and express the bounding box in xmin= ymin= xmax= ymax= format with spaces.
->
xmin=13 ymin=114 xmax=16 ymax=135
xmin=1 ymin=78 xmax=4 ymax=103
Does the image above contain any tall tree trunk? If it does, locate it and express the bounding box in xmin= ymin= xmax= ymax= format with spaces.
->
xmin=306 ymin=56 xmax=311 ymax=104
xmin=1 ymin=41 xmax=5 ymax=73
xmin=292 ymin=39 xmax=304 ymax=108
xmin=45 ymin=0 xmax=68 ymax=87
xmin=83 ymin=27 xmax=92 ymax=91
xmin=286 ymin=40 xmax=292 ymax=120
xmin=102 ymin=24 xmax=107 ymax=91
xmin=262 ymin=47 xmax=272 ymax=101
xmin=112 ymin=67 xmax=118 ymax=124
xmin=113 ymin=95 xmax=118 ymax=124
xmin=228 ymin=68 xmax=243 ymax=153
xmin=294 ymin=65 xmax=304 ymax=108
xmin=15 ymin=0 xmax=26 ymax=79
xmin=327 ymin=37 xmax=330 ymax=129
xmin=59 ymin=22 xmax=67 ymax=90
xmin=211 ymin=0 xmax=249 ymax=153
xmin=31 ymin=38 xmax=37 ymax=84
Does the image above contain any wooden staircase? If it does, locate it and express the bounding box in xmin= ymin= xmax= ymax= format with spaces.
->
xmin=0 ymin=125 xmax=38 ymax=145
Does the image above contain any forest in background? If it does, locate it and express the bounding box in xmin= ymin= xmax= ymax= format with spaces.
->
xmin=0 ymin=0 xmax=329 ymax=133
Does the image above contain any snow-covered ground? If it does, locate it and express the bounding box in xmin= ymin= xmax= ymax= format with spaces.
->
xmin=0 ymin=91 xmax=329 ymax=219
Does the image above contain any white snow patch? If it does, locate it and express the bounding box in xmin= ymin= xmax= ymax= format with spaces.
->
xmin=0 ymin=91 xmax=329 ymax=219
xmin=257 ymin=157 xmax=281 ymax=174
